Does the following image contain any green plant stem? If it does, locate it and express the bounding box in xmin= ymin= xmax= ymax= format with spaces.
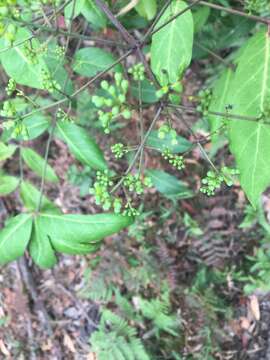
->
xmin=192 ymin=0 xmax=270 ymax=25
xmin=166 ymin=103 xmax=260 ymax=122
xmin=111 ymin=106 xmax=162 ymax=194
xmin=138 ymin=80 xmax=144 ymax=174
xmin=36 ymin=119 xmax=57 ymax=212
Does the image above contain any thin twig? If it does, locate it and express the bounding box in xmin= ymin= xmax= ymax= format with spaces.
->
xmin=166 ymin=103 xmax=260 ymax=122
xmin=193 ymin=0 xmax=270 ymax=25
xmin=111 ymin=106 xmax=162 ymax=193
xmin=149 ymin=0 xmax=202 ymax=37
xmin=37 ymin=118 xmax=57 ymax=212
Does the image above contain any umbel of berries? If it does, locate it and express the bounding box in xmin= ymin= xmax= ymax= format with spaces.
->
xmin=92 ymin=72 xmax=132 ymax=134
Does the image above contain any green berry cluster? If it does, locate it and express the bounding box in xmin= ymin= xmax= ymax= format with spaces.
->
xmin=41 ymin=68 xmax=61 ymax=93
xmin=200 ymin=170 xmax=224 ymax=196
xmin=123 ymin=173 xmax=152 ymax=195
xmin=56 ymin=108 xmax=73 ymax=122
xmin=89 ymin=170 xmax=114 ymax=211
xmin=0 ymin=0 xmax=19 ymax=40
xmin=92 ymin=73 xmax=131 ymax=134
xmin=111 ymin=143 xmax=127 ymax=159
xmin=123 ymin=203 xmax=139 ymax=217
xmin=89 ymin=171 xmax=125 ymax=214
xmin=89 ymin=170 xmax=152 ymax=215
xmin=55 ymin=45 xmax=66 ymax=60
xmin=23 ymin=42 xmax=39 ymax=65
xmin=244 ymin=0 xmax=269 ymax=13
xmin=197 ymin=89 xmax=212 ymax=116
xmin=158 ymin=124 xmax=178 ymax=145
xmin=162 ymin=148 xmax=185 ymax=170
xmin=5 ymin=78 xmax=16 ymax=96
xmin=200 ymin=167 xmax=239 ymax=196
xmin=128 ymin=63 xmax=145 ymax=81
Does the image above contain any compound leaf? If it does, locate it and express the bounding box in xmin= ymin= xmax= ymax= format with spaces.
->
xmin=37 ymin=213 xmax=134 ymax=255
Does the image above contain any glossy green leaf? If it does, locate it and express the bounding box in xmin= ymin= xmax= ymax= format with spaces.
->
xmin=0 ymin=174 xmax=19 ymax=196
xmin=151 ymin=0 xmax=193 ymax=85
xmin=37 ymin=213 xmax=134 ymax=255
xmin=147 ymin=131 xmax=192 ymax=154
xmin=54 ymin=121 xmax=107 ymax=170
xmin=146 ymin=169 xmax=193 ymax=199
xmin=21 ymin=147 xmax=58 ymax=183
xmin=226 ymin=29 xmax=270 ymax=207
xmin=135 ymin=0 xmax=157 ymax=20
xmin=0 ymin=28 xmax=47 ymax=89
xmin=0 ymin=214 xmax=32 ymax=265
xmin=0 ymin=142 xmax=17 ymax=161
xmin=20 ymin=181 xmax=61 ymax=214
xmin=208 ymin=67 xmax=233 ymax=142
xmin=81 ymin=0 xmax=107 ymax=30
xmin=29 ymin=217 xmax=57 ymax=269
xmin=73 ymin=47 xmax=121 ymax=77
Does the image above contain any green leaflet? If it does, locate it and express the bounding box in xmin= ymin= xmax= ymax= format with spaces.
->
xmin=20 ymin=181 xmax=61 ymax=214
xmin=54 ymin=120 xmax=107 ymax=170
xmin=22 ymin=114 xmax=50 ymax=140
xmin=150 ymin=0 xmax=193 ymax=85
xmin=35 ymin=213 xmax=134 ymax=256
xmin=147 ymin=131 xmax=192 ymax=154
xmin=135 ymin=0 xmax=157 ymax=20
xmin=21 ymin=147 xmax=59 ymax=183
xmin=0 ymin=142 xmax=17 ymax=161
xmin=226 ymin=29 xmax=270 ymax=207
xmin=29 ymin=217 xmax=57 ymax=269
xmin=64 ymin=0 xmax=85 ymax=21
xmin=0 ymin=28 xmax=47 ymax=89
xmin=208 ymin=67 xmax=233 ymax=142
xmin=146 ymin=169 xmax=193 ymax=199
xmin=0 ymin=174 xmax=19 ymax=196
xmin=73 ymin=47 xmax=121 ymax=77
xmin=0 ymin=214 xmax=32 ymax=265
xmin=81 ymin=0 xmax=107 ymax=30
